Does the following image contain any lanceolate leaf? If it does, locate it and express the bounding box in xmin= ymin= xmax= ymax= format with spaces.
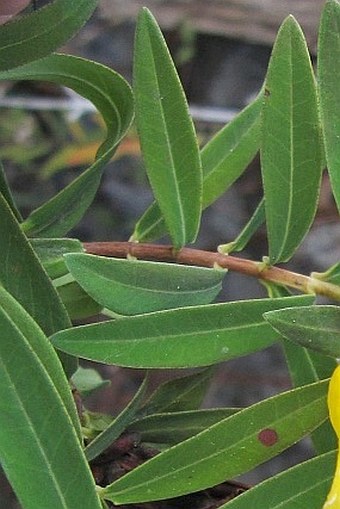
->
xmin=318 ymin=0 xmax=340 ymax=213
xmin=51 ymin=295 xmax=313 ymax=368
xmin=128 ymin=408 xmax=239 ymax=445
xmin=218 ymin=198 xmax=265 ymax=254
xmin=219 ymin=450 xmax=336 ymax=509
xmin=0 ymin=290 xmax=101 ymax=509
xmin=313 ymin=263 xmax=340 ymax=287
xmin=261 ymin=16 xmax=323 ymax=264
xmin=133 ymin=93 xmax=262 ymax=243
xmin=139 ymin=368 xmax=214 ymax=416
xmin=31 ymin=237 xmax=84 ymax=280
xmin=0 ymin=286 xmax=81 ymax=440
xmin=282 ymin=341 xmax=336 ymax=454
xmin=102 ymin=380 xmax=329 ymax=504
xmin=0 ymin=193 xmax=76 ymax=376
xmin=264 ymin=305 xmax=340 ymax=358
xmin=201 ymin=91 xmax=263 ymax=208
xmin=0 ymin=54 xmax=133 ymax=237
xmin=0 ymin=161 xmax=22 ymax=221
xmin=134 ymin=8 xmax=202 ymax=247
xmin=57 ymin=281 xmax=103 ymax=320
xmin=85 ymin=376 xmax=148 ymax=462
xmin=65 ymin=254 xmax=226 ymax=315
xmin=0 ymin=0 xmax=98 ymax=71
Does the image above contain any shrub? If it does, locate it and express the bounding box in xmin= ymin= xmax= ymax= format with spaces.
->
xmin=1 ymin=1 xmax=340 ymax=508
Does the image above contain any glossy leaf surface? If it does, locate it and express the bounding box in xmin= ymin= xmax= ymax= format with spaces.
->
xmin=0 ymin=0 xmax=98 ymax=71
xmin=129 ymin=408 xmax=239 ymax=445
xmin=65 ymin=254 xmax=225 ymax=314
xmin=318 ymin=0 xmax=340 ymax=212
xmin=261 ymin=16 xmax=322 ymax=264
xmin=0 ymin=193 xmax=76 ymax=375
xmin=1 ymin=54 xmax=133 ymax=237
xmin=0 ymin=289 xmax=101 ymax=509
xmin=220 ymin=450 xmax=335 ymax=509
xmin=103 ymin=380 xmax=328 ymax=504
xmin=51 ymin=296 xmax=313 ymax=368
xmin=133 ymin=94 xmax=262 ymax=243
xmin=265 ymin=305 xmax=340 ymax=358
xmin=134 ymin=8 xmax=202 ymax=247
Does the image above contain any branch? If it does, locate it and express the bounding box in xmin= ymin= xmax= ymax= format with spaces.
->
xmin=83 ymin=241 xmax=340 ymax=302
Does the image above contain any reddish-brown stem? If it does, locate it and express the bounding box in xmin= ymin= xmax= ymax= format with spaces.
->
xmin=83 ymin=241 xmax=340 ymax=301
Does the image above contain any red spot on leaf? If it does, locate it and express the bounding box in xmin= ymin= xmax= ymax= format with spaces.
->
xmin=258 ymin=428 xmax=278 ymax=447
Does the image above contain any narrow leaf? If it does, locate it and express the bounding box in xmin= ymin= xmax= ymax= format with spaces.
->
xmin=313 ymin=262 xmax=340 ymax=287
xmin=0 ymin=0 xmax=98 ymax=71
xmin=134 ymin=7 xmax=202 ymax=247
xmin=218 ymin=198 xmax=265 ymax=254
xmin=51 ymin=295 xmax=313 ymax=368
xmin=0 ymin=192 xmax=76 ymax=375
xmin=85 ymin=376 xmax=148 ymax=461
xmin=57 ymin=281 xmax=103 ymax=320
xmin=72 ymin=367 xmax=110 ymax=397
xmin=261 ymin=16 xmax=323 ymax=264
xmin=65 ymin=254 xmax=225 ymax=315
xmin=0 ymin=290 xmax=101 ymax=509
xmin=128 ymin=408 xmax=239 ymax=445
xmin=318 ymin=0 xmax=340 ymax=212
xmin=0 ymin=161 xmax=22 ymax=221
xmin=139 ymin=368 xmax=214 ymax=416
xmin=102 ymin=380 xmax=329 ymax=504
xmin=31 ymin=237 xmax=84 ymax=280
xmin=0 ymin=54 xmax=134 ymax=237
xmin=265 ymin=305 xmax=340 ymax=358
xmin=219 ymin=450 xmax=336 ymax=509
xmin=0 ymin=285 xmax=81 ymax=440
xmin=133 ymin=93 xmax=262 ymax=243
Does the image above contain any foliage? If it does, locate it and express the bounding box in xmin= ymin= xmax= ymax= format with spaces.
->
xmin=1 ymin=1 xmax=340 ymax=508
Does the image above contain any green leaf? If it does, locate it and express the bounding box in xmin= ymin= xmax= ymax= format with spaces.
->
xmin=219 ymin=450 xmax=336 ymax=509
xmin=102 ymin=380 xmax=329 ymax=504
xmin=262 ymin=282 xmax=335 ymax=453
xmin=72 ymin=367 xmax=110 ymax=397
xmin=128 ymin=408 xmax=239 ymax=445
xmin=201 ymin=91 xmax=263 ymax=208
xmin=65 ymin=254 xmax=225 ymax=315
xmin=51 ymin=295 xmax=313 ymax=369
xmin=264 ymin=305 xmax=340 ymax=358
xmin=0 ymin=0 xmax=98 ymax=71
xmin=0 ymin=53 xmax=134 ymax=237
xmin=57 ymin=281 xmax=103 ymax=320
xmin=0 ymin=288 xmax=101 ymax=509
xmin=313 ymin=262 xmax=340 ymax=287
xmin=85 ymin=376 xmax=148 ymax=462
xmin=0 ymin=192 xmax=76 ymax=376
xmin=133 ymin=93 xmax=263 ymax=243
xmin=134 ymin=7 xmax=202 ymax=247
xmin=261 ymin=16 xmax=323 ymax=264
xmin=218 ymin=198 xmax=265 ymax=254
xmin=0 ymin=285 xmax=81 ymax=440
xmin=0 ymin=161 xmax=22 ymax=221
xmin=31 ymin=237 xmax=84 ymax=280
xmin=318 ymin=0 xmax=340 ymax=213
xmin=139 ymin=368 xmax=214 ymax=416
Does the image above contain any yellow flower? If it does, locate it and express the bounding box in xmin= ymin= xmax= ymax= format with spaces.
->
xmin=323 ymin=365 xmax=340 ymax=508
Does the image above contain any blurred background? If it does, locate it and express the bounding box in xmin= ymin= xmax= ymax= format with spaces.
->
xmin=1 ymin=0 xmax=339 ymax=507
